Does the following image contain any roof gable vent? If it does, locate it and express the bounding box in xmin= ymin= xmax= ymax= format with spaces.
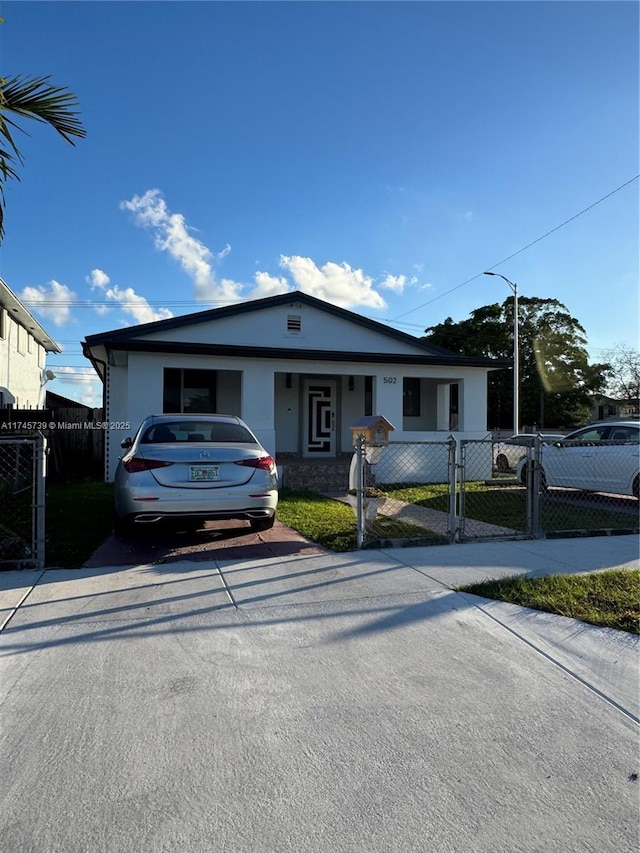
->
xmin=287 ymin=314 xmax=302 ymax=334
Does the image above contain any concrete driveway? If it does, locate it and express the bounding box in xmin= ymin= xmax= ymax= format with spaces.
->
xmin=0 ymin=536 xmax=638 ymax=852
xmin=82 ymin=518 xmax=328 ymax=568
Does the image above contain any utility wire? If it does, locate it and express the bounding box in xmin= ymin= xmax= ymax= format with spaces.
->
xmin=390 ymin=175 xmax=640 ymax=322
xmin=21 ymin=175 xmax=638 ymax=315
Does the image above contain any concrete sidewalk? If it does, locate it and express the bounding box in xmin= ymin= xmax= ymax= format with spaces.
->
xmin=2 ymin=534 xmax=638 ymax=718
xmin=0 ymin=534 xmax=638 ymax=852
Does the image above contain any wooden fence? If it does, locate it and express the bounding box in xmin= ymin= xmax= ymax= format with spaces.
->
xmin=0 ymin=406 xmax=104 ymax=480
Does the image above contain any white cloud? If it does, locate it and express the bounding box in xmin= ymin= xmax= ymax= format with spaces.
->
xmin=87 ymin=268 xmax=111 ymax=290
xmin=51 ymin=367 xmax=103 ymax=408
xmin=379 ymin=274 xmax=407 ymax=293
xmin=120 ymin=189 xmax=431 ymax=313
xmin=104 ymin=284 xmax=173 ymax=325
xmin=20 ymin=280 xmax=76 ymax=326
xmin=121 ymin=189 xmax=241 ymax=302
xmin=278 ymin=256 xmax=386 ymax=309
xmin=84 ymin=267 xmax=173 ymax=324
xmin=379 ymin=273 xmax=421 ymax=293
xmin=250 ymin=271 xmax=291 ymax=300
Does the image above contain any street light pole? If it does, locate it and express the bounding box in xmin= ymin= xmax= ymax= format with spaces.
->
xmin=484 ymin=271 xmax=519 ymax=434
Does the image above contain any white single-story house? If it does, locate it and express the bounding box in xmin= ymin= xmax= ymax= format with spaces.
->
xmin=0 ymin=277 xmax=61 ymax=409
xmin=82 ymin=290 xmax=510 ymax=481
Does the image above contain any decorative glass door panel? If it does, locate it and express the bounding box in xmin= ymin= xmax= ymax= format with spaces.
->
xmin=304 ymin=380 xmax=336 ymax=457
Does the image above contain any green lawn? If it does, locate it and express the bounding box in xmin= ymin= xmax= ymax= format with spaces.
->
xmin=382 ymin=481 xmax=638 ymax=533
xmin=277 ymin=489 xmax=441 ymax=551
xmin=45 ymin=480 xmax=114 ymax=568
xmin=457 ymin=569 xmax=640 ymax=634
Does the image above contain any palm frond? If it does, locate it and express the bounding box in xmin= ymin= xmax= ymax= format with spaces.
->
xmin=0 ymin=74 xmax=86 ymax=243
xmin=0 ymin=75 xmax=86 ymax=143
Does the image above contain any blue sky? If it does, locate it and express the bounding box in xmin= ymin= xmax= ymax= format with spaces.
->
xmin=1 ymin=0 xmax=638 ymax=407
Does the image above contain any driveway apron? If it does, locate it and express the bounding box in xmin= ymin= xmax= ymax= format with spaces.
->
xmin=0 ymin=537 xmax=638 ymax=853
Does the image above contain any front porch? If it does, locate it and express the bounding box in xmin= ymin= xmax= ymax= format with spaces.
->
xmin=277 ymin=453 xmax=353 ymax=492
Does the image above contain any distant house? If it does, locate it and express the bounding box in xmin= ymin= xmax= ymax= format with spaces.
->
xmin=82 ymin=290 xmax=510 ymax=481
xmin=590 ymin=395 xmax=639 ymax=422
xmin=0 ymin=277 xmax=61 ymax=409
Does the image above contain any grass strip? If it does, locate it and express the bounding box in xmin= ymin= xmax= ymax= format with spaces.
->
xmin=456 ymin=569 xmax=640 ymax=634
xmin=277 ymin=488 xmax=437 ymax=551
xmin=382 ymin=482 xmax=638 ymax=532
xmin=45 ymin=480 xmax=114 ymax=568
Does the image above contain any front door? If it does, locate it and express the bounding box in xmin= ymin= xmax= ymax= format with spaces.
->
xmin=303 ymin=380 xmax=336 ymax=457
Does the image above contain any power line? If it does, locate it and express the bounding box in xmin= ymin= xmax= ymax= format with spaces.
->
xmin=389 ymin=175 xmax=640 ymax=322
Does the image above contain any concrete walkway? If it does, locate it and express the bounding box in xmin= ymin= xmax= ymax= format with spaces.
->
xmin=0 ymin=534 xmax=638 ymax=852
xmin=329 ymin=492 xmax=517 ymax=538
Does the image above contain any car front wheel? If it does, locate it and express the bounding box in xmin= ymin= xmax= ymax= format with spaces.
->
xmin=496 ymin=454 xmax=510 ymax=472
xmin=520 ymin=462 xmax=547 ymax=493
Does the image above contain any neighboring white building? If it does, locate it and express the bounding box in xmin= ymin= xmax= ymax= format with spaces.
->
xmin=82 ymin=290 xmax=510 ymax=481
xmin=0 ymin=278 xmax=61 ymax=409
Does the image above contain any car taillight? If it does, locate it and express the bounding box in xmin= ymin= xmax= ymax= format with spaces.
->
xmin=234 ymin=456 xmax=275 ymax=473
xmin=122 ymin=457 xmax=174 ymax=473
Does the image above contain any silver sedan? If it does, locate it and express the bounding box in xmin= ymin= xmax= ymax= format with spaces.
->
xmin=113 ymin=414 xmax=278 ymax=535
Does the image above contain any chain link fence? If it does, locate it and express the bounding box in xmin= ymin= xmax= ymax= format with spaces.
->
xmin=349 ymin=433 xmax=639 ymax=548
xmin=0 ymin=434 xmax=46 ymax=569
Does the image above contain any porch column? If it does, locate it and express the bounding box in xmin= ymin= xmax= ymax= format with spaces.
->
xmin=460 ymin=373 xmax=488 ymax=431
xmin=375 ymin=373 xmax=404 ymax=429
xmin=241 ymin=365 xmax=276 ymax=456
xmin=436 ymin=384 xmax=450 ymax=431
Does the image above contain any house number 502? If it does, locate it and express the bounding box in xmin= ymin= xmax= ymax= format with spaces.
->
xmin=383 ymin=376 xmax=397 ymax=384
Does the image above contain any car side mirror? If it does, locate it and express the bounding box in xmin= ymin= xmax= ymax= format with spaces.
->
xmin=120 ymin=437 xmax=133 ymax=449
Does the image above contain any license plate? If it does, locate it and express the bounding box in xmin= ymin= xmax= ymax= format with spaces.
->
xmin=189 ymin=465 xmax=219 ymax=481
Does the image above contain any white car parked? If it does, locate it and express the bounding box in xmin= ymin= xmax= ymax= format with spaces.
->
xmin=516 ymin=421 xmax=640 ymax=498
xmin=493 ymin=433 xmax=565 ymax=472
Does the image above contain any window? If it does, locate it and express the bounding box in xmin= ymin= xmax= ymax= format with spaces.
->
xmin=17 ymin=325 xmax=26 ymax=355
xmin=163 ymin=368 xmax=217 ymax=413
xmin=364 ymin=376 xmax=373 ymax=416
xmin=141 ymin=420 xmax=255 ymax=444
xmin=403 ymin=378 xmax=421 ymax=417
xmin=0 ymin=309 xmax=6 ymax=339
xmin=449 ymin=383 xmax=459 ymax=430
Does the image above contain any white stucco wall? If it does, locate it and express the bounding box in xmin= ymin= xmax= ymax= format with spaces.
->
xmin=0 ymin=312 xmax=47 ymax=408
xmin=137 ymin=302 xmax=443 ymax=357
xmin=102 ymin=349 xmax=493 ymax=480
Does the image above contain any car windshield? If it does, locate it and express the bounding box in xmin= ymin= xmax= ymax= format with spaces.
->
xmin=141 ymin=421 xmax=257 ymax=443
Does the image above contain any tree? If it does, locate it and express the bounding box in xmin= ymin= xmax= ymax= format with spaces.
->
xmin=602 ymin=343 xmax=640 ymax=409
xmin=0 ymin=65 xmax=86 ymax=243
xmin=423 ymin=296 xmax=609 ymax=429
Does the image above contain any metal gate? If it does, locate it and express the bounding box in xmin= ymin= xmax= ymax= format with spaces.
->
xmin=352 ymin=433 xmax=638 ymax=548
xmin=457 ymin=438 xmax=534 ymax=542
xmin=0 ymin=434 xmax=47 ymax=569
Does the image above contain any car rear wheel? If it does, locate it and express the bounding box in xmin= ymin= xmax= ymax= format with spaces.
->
xmin=249 ymin=515 xmax=275 ymax=532
xmin=113 ymin=513 xmax=134 ymax=537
